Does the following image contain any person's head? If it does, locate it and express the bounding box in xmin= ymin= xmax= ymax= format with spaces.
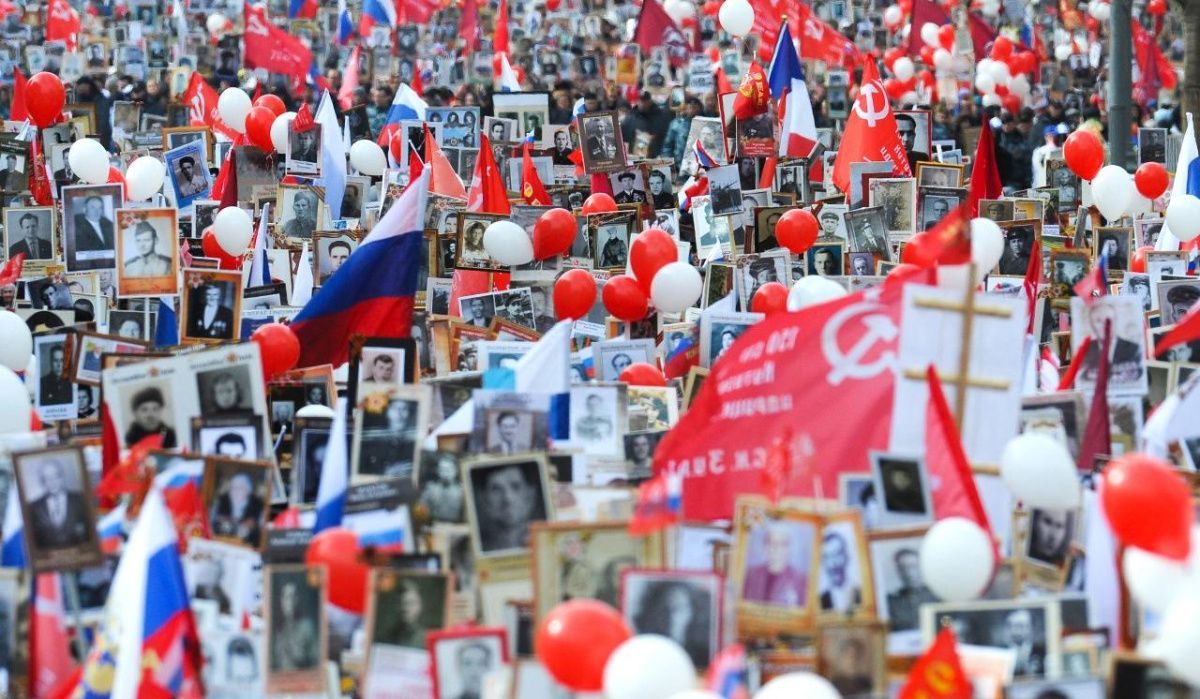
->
xmin=133 ymin=221 xmax=158 ymax=256
xmin=852 ymin=255 xmax=869 ymax=274
xmin=280 ymin=580 xmax=298 ymax=617
xmin=19 ymin=213 xmax=39 ymax=238
xmin=371 ymin=354 xmax=396 ymax=381
xmin=40 ymin=458 xmax=67 ymax=495
xmin=617 ymin=171 xmax=635 ymax=192
xmin=466 ymin=222 xmax=485 ymax=246
xmin=297 ymin=129 xmax=316 ymax=152
xmin=39 ymin=284 xmax=55 ymax=307
xmin=294 ymin=192 xmax=316 ymax=220
xmin=435 ymin=453 xmax=457 ymax=482
xmin=386 ymin=398 xmax=411 ymax=429
xmin=832 ymin=637 xmax=868 ymax=677
xmin=765 ymin=522 xmax=792 ymax=574
xmin=496 ymin=411 xmax=520 ymax=443
xmin=226 ymin=637 xmax=257 ymax=682
xmin=894 ymin=548 xmax=921 ymax=588
xmin=1004 ymin=608 xmax=1033 ymax=645
xmin=1032 ymin=509 xmax=1069 ymax=557
xmin=204 ymin=284 xmax=222 ymax=307
xmin=209 ymin=373 xmax=241 ymax=410
xmin=554 ymin=129 xmax=569 ymax=150
xmin=820 ymin=211 xmax=839 ymax=234
xmin=887 ymin=463 xmax=914 ymax=493
xmin=822 ymin=531 xmax=849 ymax=585
xmin=611 ymin=352 xmax=633 ymax=373
xmin=49 ymin=345 xmax=64 ymax=374
xmin=895 ymin=114 xmax=917 ymax=151
xmin=814 ymin=248 xmax=835 ymax=275
xmin=117 ymin=318 xmax=142 ymax=338
xmin=215 ymin=432 xmax=247 ymax=458
xmin=179 ymin=156 xmax=195 ymax=180
xmin=457 ymin=642 xmax=492 ymax=689
xmin=328 ymin=240 xmax=351 ymax=272
xmin=468 ymin=297 xmax=486 ymax=319
xmin=84 ymin=195 xmax=103 ymax=219
xmin=481 ymin=464 xmax=535 ymax=528
xmin=683 ymin=96 xmax=702 ymax=119
xmin=931 ymin=198 xmax=950 ymax=220
xmin=750 ymin=258 xmax=775 ymax=285
xmin=720 ymin=328 xmax=736 ymax=351
xmin=649 ymin=170 xmax=666 ymax=195
xmin=1167 ymin=285 xmax=1200 ymax=321
xmin=1101 ymin=236 xmax=1119 ymax=257
xmin=131 ymin=386 xmax=165 ymax=430
xmin=1086 ymin=301 xmax=1116 ymax=338
xmin=531 ymin=286 xmax=547 ymax=315
xmin=1054 ymin=168 xmax=1072 ymax=186
xmin=489 ymin=121 xmax=505 ymax=140
xmin=76 ymin=384 xmax=92 ymax=412
xmin=631 ymin=433 xmax=652 ymax=461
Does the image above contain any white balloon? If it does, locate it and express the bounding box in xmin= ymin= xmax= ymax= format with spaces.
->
xmin=213 ymin=206 xmax=253 ymax=256
xmin=892 ymin=56 xmax=915 ymax=82
xmin=349 ymin=139 xmax=387 ymax=177
xmin=883 ymin=5 xmax=903 ymax=27
xmin=787 ymin=276 xmax=847 ymax=311
xmin=0 ymin=311 xmax=31 ymax=373
xmin=217 ymin=88 xmax=252 ymax=134
xmin=755 ymin=672 xmax=842 ymax=699
xmin=1009 ymin=74 xmax=1031 ymax=97
xmin=1091 ymin=165 xmax=1134 ymax=222
xmin=981 ymin=93 xmax=1001 ymax=107
xmin=651 ymin=262 xmax=703 ymax=313
xmin=1126 ymin=193 xmax=1152 ymax=218
xmin=68 ymin=138 xmax=110 ymax=185
xmin=603 ymin=635 xmax=697 ymax=699
xmin=1054 ymin=44 xmax=1072 ymax=61
xmin=664 ymin=0 xmax=696 ymax=23
xmin=205 ymin=13 xmax=227 ymax=34
xmin=977 ymin=58 xmax=994 ymax=75
xmin=920 ymin=22 xmax=940 ymax=48
xmin=1146 ymin=594 xmax=1200 ymax=687
xmin=1166 ymin=194 xmax=1200 ymax=242
xmin=718 ymin=0 xmax=754 ymax=38
xmin=900 ymin=91 xmax=920 ymax=108
xmin=1088 ymin=0 xmax=1110 ymax=21
xmin=270 ymin=112 xmax=296 ymax=154
xmin=295 ymin=404 xmax=337 ymax=419
xmin=987 ymin=60 xmax=1010 ymax=84
xmin=969 ymin=217 xmax=1004 ymax=271
xmin=974 ymin=73 xmax=997 ymax=94
xmin=0 ymin=366 xmax=31 ymax=435
xmin=1123 ymin=546 xmax=1192 ymax=615
xmin=124 ymin=156 xmax=166 ymax=201
xmin=1000 ymin=433 xmax=1081 ymax=509
xmin=920 ymin=517 xmax=994 ymax=602
xmin=933 ymin=48 xmax=953 ymax=70
xmin=667 ymin=693 xmax=724 ymax=699
xmin=483 ymin=221 xmax=534 ymax=266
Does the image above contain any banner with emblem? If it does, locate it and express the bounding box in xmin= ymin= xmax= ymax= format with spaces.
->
xmin=632 ymin=0 xmax=698 ymax=68
xmin=652 ymin=283 xmax=905 ymax=521
xmin=831 ymin=60 xmax=912 ymax=194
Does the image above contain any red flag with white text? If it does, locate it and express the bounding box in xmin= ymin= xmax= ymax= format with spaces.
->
xmin=831 ymin=61 xmax=911 ymax=194
xmin=243 ymin=3 xmax=314 ymax=82
xmin=46 ymin=0 xmax=81 ymax=49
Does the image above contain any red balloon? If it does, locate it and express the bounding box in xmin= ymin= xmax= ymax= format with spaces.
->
xmin=305 ymin=528 xmax=370 ymax=613
xmin=245 ymin=106 xmax=276 ymax=152
xmin=1147 ymin=0 xmax=1166 ymax=14
xmin=25 ymin=72 xmax=65 ymax=128
xmin=937 ymin=24 xmax=955 ymax=51
xmin=253 ymin=93 xmax=286 ymax=117
xmin=1063 ymin=130 xmax=1105 ymax=181
xmin=251 ymin=322 xmax=301 ymax=377
xmin=106 ymin=166 xmax=127 ymax=198
xmin=1134 ymin=161 xmax=1169 ymax=200
xmin=883 ymin=78 xmax=906 ymax=101
xmin=619 ymin=362 xmax=667 ymax=386
xmin=883 ymin=47 xmax=904 ymax=70
xmin=750 ymin=282 xmax=789 ymax=316
xmin=553 ymin=269 xmax=597 ymax=321
xmin=200 ymin=229 xmax=240 ymax=269
xmin=1101 ymin=454 xmax=1194 ymax=561
xmin=702 ymin=0 xmax=720 ymax=15
xmin=990 ymin=35 xmax=1014 ymax=61
xmin=630 ymin=228 xmax=677 ymax=294
xmin=897 ymin=0 xmax=912 ymax=13
xmin=546 ymin=0 xmax=562 ymax=9
xmin=533 ymin=208 xmax=576 ymax=260
xmin=1001 ymin=94 xmax=1022 ymax=115
xmin=389 ymin=131 xmax=406 ymax=164
xmin=535 ymin=600 xmax=632 ymax=692
xmin=918 ymin=44 xmax=936 ymax=67
xmin=1130 ymin=245 xmax=1153 ymax=273
xmin=581 ymin=192 xmax=618 ymax=215
xmin=775 ymin=209 xmax=819 ymax=254
xmin=602 ymin=275 xmax=648 ymax=322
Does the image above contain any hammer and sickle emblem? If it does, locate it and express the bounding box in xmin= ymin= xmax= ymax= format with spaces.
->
xmin=821 ymin=301 xmax=898 ymax=385
xmin=853 ymin=82 xmax=890 ymax=128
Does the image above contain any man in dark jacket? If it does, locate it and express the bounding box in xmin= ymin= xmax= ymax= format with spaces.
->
xmin=620 ymin=91 xmax=672 ymax=158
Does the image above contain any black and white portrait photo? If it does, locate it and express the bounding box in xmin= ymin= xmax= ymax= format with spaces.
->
xmin=920 ymin=193 xmax=958 ymax=231
xmin=578 ymin=112 xmax=623 ymax=173
xmin=291 ymin=419 xmax=332 ymax=505
xmin=570 ymin=386 xmax=621 ymax=457
xmin=418 ymin=451 xmax=465 ymax=523
xmin=183 ymin=272 xmax=242 ymax=341
xmin=286 ymin=123 xmax=322 ymax=176
xmin=4 ymin=207 xmax=55 ymax=261
xmin=116 ymin=209 xmax=179 ymax=296
xmin=317 ymin=236 xmax=357 ymax=284
xmin=1094 ymin=227 xmax=1130 ymax=272
xmin=62 ymin=184 xmax=123 ymax=272
xmin=847 ymin=252 xmax=875 ymax=276
xmin=367 ymin=570 xmax=449 ymax=652
xmin=998 ymin=222 xmax=1036 ymax=275
xmin=165 ymin=141 xmax=212 ymax=209
xmin=922 ymin=600 xmax=1058 ymax=677
xmin=204 ymin=459 xmax=270 ymax=549
xmin=195 ymin=424 xmax=259 ymax=460
xmin=592 ymin=339 xmax=656 ymax=381
xmin=358 ymin=348 xmax=405 ymax=388
xmin=594 ymin=221 xmax=631 ymax=270
xmin=1070 ymin=295 xmax=1146 ymax=395
xmin=871 ymin=454 xmax=933 ymax=527
xmin=807 ymin=243 xmax=844 ymax=276
xmin=33 ymin=335 xmax=73 ymax=418
xmin=844 ymin=206 xmax=892 ymax=259
xmin=265 ymin=565 xmax=325 ymax=693
xmin=459 ymin=291 xmax=498 ymax=329
xmin=624 ymin=430 xmax=664 ymax=480
xmin=736 ymin=253 xmax=787 ymax=311
xmin=14 ymin=446 xmax=103 ymax=572
xmin=622 ymin=570 xmax=721 ymax=669
xmin=610 ymin=170 xmax=646 ymax=205
xmin=278 ymin=188 xmax=321 ymax=241
xmin=1025 ymin=508 xmax=1074 ymax=568
xmin=1159 ymin=281 xmax=1200 ymax=325
xmin=646 ymin=166 xmax=675 ymax=210
xmin=818 ymin=519 xmax=865 ymax=615
xmin=492 ymin=288 xmax=537 ymax=330
xmin=1138 ymin=127 xmax=1167 ymax=164
xmin=465 ymin=456 xmax=551 ymax=557
xmin=868 ymin=178 xmax=916 ymax=237
xmin=354 ymin=390 xmax=425 ymax=480
xmin=483 ymin=409 xmax=535 ymax=455
xmin=118 ymin=381 xmax=179 ymax=449
xmin=870 ymin=535 xmax=935 ymax=633
xmin=430 ymin=630 xmax=507 ymax=699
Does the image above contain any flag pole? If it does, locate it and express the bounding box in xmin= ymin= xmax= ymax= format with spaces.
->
xmin=62 ymin=570 xmax=90 ymax=660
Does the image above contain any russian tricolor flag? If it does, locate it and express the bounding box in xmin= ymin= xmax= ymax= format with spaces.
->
xmin=1 ymin=483 xmax=25 ymax=567
xmin=97 ymin=503 xmax=127 ymax=555
xmin=358 ymin=0 xmax=396 ymax=35
xmin=314 ymin=397 xmax=349 ymax=533
xmin=693 ymin=141 xmax=718 ymax=169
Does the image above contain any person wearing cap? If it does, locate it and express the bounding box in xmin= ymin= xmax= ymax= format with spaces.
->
xmin=620 ymin=91 xmax=671 ymax=159
xmin=1165 ymin=285 xmax=1200 ymax=325
xmin=613 ymin=171 xmax=645 ymax=204
xmin=819 ymin=210 xmax=841 ymax=237
xmin=124 ymin=386 xmax=178 ymax=448
xmin=1031 ymin=124 xmax=1063 ymax=187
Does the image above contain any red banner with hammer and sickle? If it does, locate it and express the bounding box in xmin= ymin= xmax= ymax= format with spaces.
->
xmin=831 ymin=60 xmax=912 ymax=194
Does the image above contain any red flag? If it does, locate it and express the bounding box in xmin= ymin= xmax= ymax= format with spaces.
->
xmin=521 ymin=143 xmax=552 ymax=205
xmin=1023 ymin=237 xmax=1042 ymax=335
xmin=337 ymin=46 xmax=361 ymax=110
xmin=425 ymin=125 xmax=468 ymax=199
xmin=1156 ymin=302 xmax=1200 ymax=357
xmin=749 ymin=0 xmax=801 ymax=62
xmin=898 ymin=628 xmax=972 ymax=699
xmin=795 ymin=3 xmax=862 ymax=68
xmin=28 ymin=135 xmax=52 ymax=206
xmin=714 ymin=66 xmax=735 ymax=97
xmin=460 ymin=0 xmax=480 ymax=55
xmin=1057 ymin=335 xmax=1092 ymax=390
xmin=448 ymin=269 xmax=511 ymax=319
xmin=467 ymin=134 xmax=511 ymax=215
xmin=164 ymin=480 xmax=212 ymax=546
xmin=906 ymin=0 xmax=951 ymax=55
xmin=653 ymin=284 xmax=904 ymax=520
xmin=293 ymin=102 xmax=316 ymax=133
xmin=183 ymin=72 xmax=238 ymax=139
xmin=243 ymin=2 xmax=314 ymax=82
xmin=398 ymin=0 xmax=439 ymax=23
xmin=0 ymin=252 xmax=24 ymax=287
xmin=100 ymin=402 xmax=120 ymax=507
xmin=924 ymin=365 xmax=994 ymax=534
xmin=45 ymin=0 xmax=81 ymax=49
xmin=831 ymin=61 xmax=911 ymax=194
xmin=968 ymin=12 xmax=998 ymax=61
xmin=30 ymin=573 xmax=76 ymax=698
xmin=494 ymin=0 xmax=510 ymax=56
xmin=10 ymin=67 xmax=27 ymax=123
xmin=965 ymin=122 xmax=1001 ymax=217
xmin=214 ymin=147 xmax=238 ymax=208
xmin=409 ymin=148 xmax=425 ymax=180
xmin=568 ymin=147 xmax=584 ymax=178
xmin=95 ymin=434 xmax=164 ymax=500
xmin=908 ymin=204 xmax=970 ymax=268
xmin=633 ymin=0 xmax=697 ymax=67
xmin=732 ymin=62 xmax=770 ymax=120
xmin=1076 ymin=322 xmax=1111 ymax=470
xmin=1132 ymin=20 xmax=1177 ymax=98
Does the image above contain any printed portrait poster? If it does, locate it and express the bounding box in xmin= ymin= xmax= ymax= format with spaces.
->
xmin=652 ymin=283 xmax=905 ymax=521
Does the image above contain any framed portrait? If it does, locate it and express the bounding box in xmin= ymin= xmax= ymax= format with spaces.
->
xmin=699 ymin=311 xmax=762 ymax=368
xmin=1069 ymin=295 xmax=1147 ymax=396
xmin=531 ymin=520 xmax=665 ymax=619
xmin=577 ymin=111 xmax=626 ymax=174
xmin=351 ymin=336 xmax=418 ymax=404
xmin=921 ymin=598 xmax=1062 ymax=677
xmin=181 ymin=269 xmax=243 ymax=343
xmin=867 ymin=177 xmax=917 ymax=238
xmin=31 ymin=333 xmax=75 ymax=421
xmin=290 ymin=416 xmax=333 ymax=505
xmin=365 ymin=569 xmax=451 ymax=652
xmin=917 ymin=187 xmax=965 ymax=231
xmin=3 ymin=206 xmax=56 ymax=265
xmin=1158 ymin=279 xmax=1200 ymax=326
xmin=996 ymin=219 xmax=1040 ymax=276
xmin=1019 ymin=392 xmax=1087 ymax=460
xmin=731 ymin=496 xmax=819 ymax=634
xmin=816 ymin=622 xmax=887 ymax=697
xmin=1005 ymin=677 xmax=1105 ymax=699
xmin=72 ymin=330 xmax=147 ymax=385
xmin=202 ymin=457 xmax=272 ymax=550
xmin=417 ymin=451 xmax=465 ymax=525
xmin=1048 ymin=250 xmax=1091 ymax=298
xmin=1137 ymin=126 xmax=1167 ymax=164
xmin=867 ymin=526 xmax=931 ymax=640
xmin=276 ymin=186 xmax=323 ymax=242
xmin=313 ymin=233 xmax=358 ymax=285
xmin=1019 ymin=506 xmax=1078 ymax=586
xmin=62 ymin=183 xmax=124 ymax=272
xmin=1093 ymin=226 xmax=1132 ymax=274
xmin=915 ymin=161 xmax=964 ymax=188
xmin=462 ymin=454 xmax=553 ymax=560
xmin=816 ymin=511 xmax=875 ymax=619
xmin=588 ymin=211 xmax=637 ymax=271
xmin=455 ymin=212 xmax=508 ymax=272
xmin=870 ymin=452 xmax=934 ymax=528
xmin=483 ymin=116 xmax=519 ymax=143
xmin=164 ymin=140 xmax=212 ymax=209
xmin=979 ymin=198 xmax=1015 ymax=222
xmin=114 ymin=208 xmax=179 ymax=297
xmin=192 ymin=415 xmax=264 ymax=461
xmin=13 ymin=445 xmax=103 ymax=573
xmin=285 ymin=122 xmax=321 ymax=176
xmin=734 ymin=252 xmax=789 ymax=311
xmin=264 ymin=564 xmax=327 ymax=694
xmin=428 ymin=626 xmax=508 ymax=699
xmin=706 ymin=163 xmax=744 ymax=217
xmin=591 ymin=338 xmax=656 ymax=381
xmin=162 ymin=126 xmax=211 ymax=158
xmin=352 ymin=384 xmax=430 ymax=483
xmin=807 ymin=241 xmax=845 ymax=276
xmin=620 ymin=568 xmax=722 ymax=669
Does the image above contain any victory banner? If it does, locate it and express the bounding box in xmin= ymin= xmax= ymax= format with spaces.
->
xmin=653 ymin=284 xmax=905 ymax=521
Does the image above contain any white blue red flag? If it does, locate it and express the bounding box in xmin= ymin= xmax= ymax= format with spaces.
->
xmin=768 ymin=19 xmax=817 ymax=158
xmin=315 ymin=398 xmax=350 ymax=533
xmin=358 ymin=0 xmax=396 ymax=34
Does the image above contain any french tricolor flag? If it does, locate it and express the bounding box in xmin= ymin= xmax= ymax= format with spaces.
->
xmin=768 ymin=20 xmax=818 ymax=159
xmin=358 ymin=0 xmax=396 ymax=35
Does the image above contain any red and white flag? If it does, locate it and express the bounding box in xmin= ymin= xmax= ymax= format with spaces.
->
xmin=337 ymin=45 xmax=361 ymax=110
xmin=424 ymin=124 xmax=467 ymax=199
xmin=30 ymin=573 xmax=75 ymax=697
xmin=633 ymin=0 xmax=696 ymax=68
xmin=46 ymin=0 xmax=81 ymax=49
xmin=924 ymin=365 xmax=994 ymax=535
xmin=243 ymin=2 xmax=314 ymax=82
xmin=831 ymin=61 xmax=911 ymax=194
